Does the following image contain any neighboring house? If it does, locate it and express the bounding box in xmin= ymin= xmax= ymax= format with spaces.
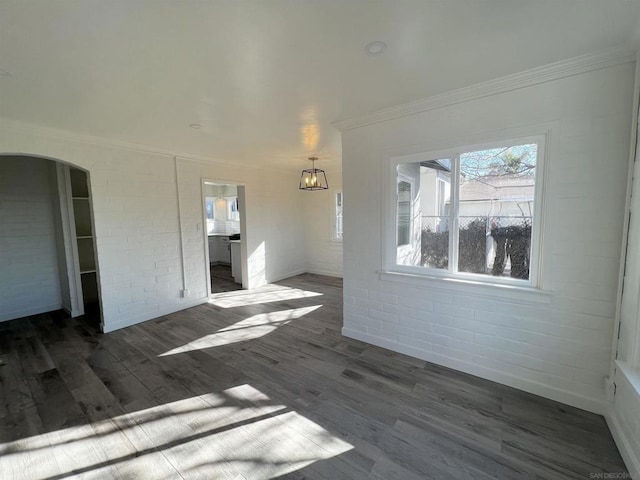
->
xmin=458 ymin=174 xmax=535 ymax=218
xmin=420 ymin=163 xmax=535 ymax=221
xmin=399 ymin=161 xmax=535 ymax=273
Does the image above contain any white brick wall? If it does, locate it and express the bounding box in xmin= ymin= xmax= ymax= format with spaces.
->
xmin=340 ymin=62 xmax=635 ymax=413
xmin=0 ymin=123 xmax=307 ymax=332
xmin=302 ymin=177 xmax=343 ymax=277
xmin=0 ymin=156 xmax=62 ymax=320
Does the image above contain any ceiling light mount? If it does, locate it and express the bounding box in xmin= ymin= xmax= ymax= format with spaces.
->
xmin=189 ymin=123 xmax=202 ymax=129
xmin=364 ymin=41 xmax=387 ymax=56
xmin=299 ymin=156 xmax=328 ymax=191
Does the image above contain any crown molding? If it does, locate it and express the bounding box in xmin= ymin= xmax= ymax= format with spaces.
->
xmin=332 ymin=45 xmax=637 ymax=132
xmin=0 ymin=117 xmax=296 ymax=173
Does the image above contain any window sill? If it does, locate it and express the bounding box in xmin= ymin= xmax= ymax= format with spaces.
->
xmin=616 ymin=360 xmax=640 ymax=399
xmin=378 ymin=270 xmax=553 ymax=305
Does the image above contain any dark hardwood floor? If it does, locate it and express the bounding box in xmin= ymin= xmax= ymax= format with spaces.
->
xmin=0 ymin=274 xmax=627 ymax=479
xmin=210 ymin=264 xmax=243 ymax=293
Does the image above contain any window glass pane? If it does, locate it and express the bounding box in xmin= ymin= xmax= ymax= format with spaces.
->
xmin=419 ymin=159 xmax=451 ymax=269
xmin=397 ymin=180 xmax=411 ymax=246
xmin=458 ymin=144 xmax=537 ymax=279
xmin=227 ymin=197 xmax=240 ymax=221
xmin=205 ymin=197 xmax=215 ymax=220
xmin=335 ymin=192 xmax=343 ymax=239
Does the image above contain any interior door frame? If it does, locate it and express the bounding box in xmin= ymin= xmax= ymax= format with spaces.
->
xmin=201 ymin=178 xmax=248 ymax=296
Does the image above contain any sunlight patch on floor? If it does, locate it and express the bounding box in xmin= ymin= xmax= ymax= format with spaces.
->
xmin=0 ymin=384 xmax=353 ymax=480
xmin=159 ymin=305 xmax=322 ymax=356
xmin=209 ymin=284 xmax=323 ymax=308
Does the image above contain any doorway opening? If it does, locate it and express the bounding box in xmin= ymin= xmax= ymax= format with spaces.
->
xmin=0 ymin=155 xmax=103 ymax=331
xmin=202 ymin=181 xmax=247 ymax=295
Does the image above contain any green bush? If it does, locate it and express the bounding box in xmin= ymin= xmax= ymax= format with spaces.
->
xmin=421 ymin=229 xmax=449 ymax=269
xmin=421 ymin=219 xmax=530 ymax=278
xmin=490 ymin=225 xmax=531 ymax=279
xmin=458 ymin=219 xmax=487 ymax=274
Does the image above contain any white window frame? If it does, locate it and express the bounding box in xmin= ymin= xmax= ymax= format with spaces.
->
xmin=226 ymin=196 xmax=240 ymax=221
xmin=396 ymin=174 xmax=414 ymax=247
xmin=332 ymin=190 xmax=343 ymax=242
xmin=384 ymin=134 xmax=546 ymax=288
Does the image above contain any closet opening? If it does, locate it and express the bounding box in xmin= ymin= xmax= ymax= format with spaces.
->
xmin=0 ymin=155 xmax=103 ymax=331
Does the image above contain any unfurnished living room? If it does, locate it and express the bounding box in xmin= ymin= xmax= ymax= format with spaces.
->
xmin=2 ymin=1 xmax=640 ymax=479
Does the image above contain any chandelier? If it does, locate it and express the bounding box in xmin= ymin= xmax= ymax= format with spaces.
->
xmin=299 ymin=157 xmax=328 ymax=191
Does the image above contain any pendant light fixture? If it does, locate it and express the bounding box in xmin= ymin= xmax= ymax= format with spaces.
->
xmin=299 ymin=157 xmax=329 ymax=191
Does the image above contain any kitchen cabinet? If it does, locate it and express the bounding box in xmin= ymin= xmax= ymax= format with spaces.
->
xmin=230 ymin=240 xmax=242 ymax=284
xmin=208 ymin=236 xmax=231 ymax=264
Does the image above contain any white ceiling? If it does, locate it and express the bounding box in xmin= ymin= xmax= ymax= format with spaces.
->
xmin=1 ymin=1 xmax=640 ymax=171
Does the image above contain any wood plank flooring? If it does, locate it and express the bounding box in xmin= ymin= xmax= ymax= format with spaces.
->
xmin=210 ymin=264 xmax=242 ymax=293
xmin=0 ymin=274 xmax=628 ymax=479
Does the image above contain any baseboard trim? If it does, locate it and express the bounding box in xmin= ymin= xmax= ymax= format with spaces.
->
xmin=265 ymin=268 xmax=308 ymax=285
xmin=305 ymin=268 xmax=343 ymax=278
xmin=0 ymin=303 xmax=63 ymax=323
xmin=103 ymin=297 xmax=209 ymax=333
xmin=605 ymin=405 xmax=640 ymax=479
xmin=60 ymin=301 xmax=73 ymax=317
xmin=342 ymin=327 xmax=607 ymax=414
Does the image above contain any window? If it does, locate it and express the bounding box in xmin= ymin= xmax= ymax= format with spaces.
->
xmin=205 ymin=197 xmax=215 ymax=220
xmin=396 ymin=178 xmax=412 ymax=246
xmin=390 ymin=138 xmax=543 ymax=285
xmin=227 ymin=197 xmax=240 ymax=221
xmin=334 ymin=191 xmax=343 ymax=240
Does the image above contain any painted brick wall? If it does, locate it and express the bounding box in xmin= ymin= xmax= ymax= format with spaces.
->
xmin=87 ymin=152 xmax=186 ymax=329
xmin=178 ymin=160 xmax=308 ymax=295
xmin=0 ymin=123 xmax=307 ymax=332
xmin=340 ymin=62 xmax=635 ymax=413
xmin=0 ymin=156 xmax=62 ymax=320
xmin=302 ymin=175 xmax=343 ymax=277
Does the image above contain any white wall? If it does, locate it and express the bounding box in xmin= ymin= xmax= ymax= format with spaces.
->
xmin=0 ymin=121 xmax=307 ymax=332
xmin=340 ymin=62 xmax=635 ymax=413
xmin=302 ymin=171 xmax=343 ymax=277
xmin=0 ymin=156 xmax=62 ymax=321
xmin=419 ymin=168 xmax=439 ymax=217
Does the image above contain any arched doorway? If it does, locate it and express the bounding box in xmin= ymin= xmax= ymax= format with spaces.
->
xmin=0 ymin=154 xmax=102 ymax=330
